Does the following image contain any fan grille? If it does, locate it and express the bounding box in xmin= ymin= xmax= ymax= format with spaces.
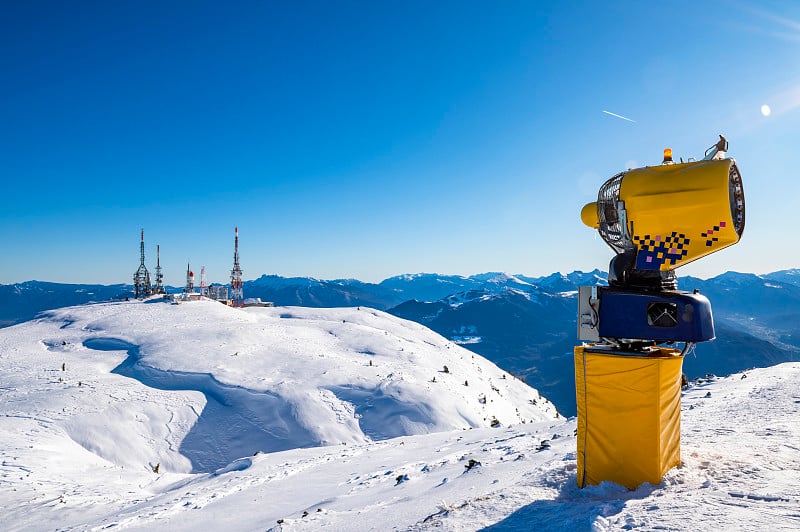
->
xmin=596 ymin=172 xmax=632 ymax=254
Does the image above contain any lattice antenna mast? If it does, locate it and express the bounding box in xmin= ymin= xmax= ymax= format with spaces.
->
xmin=230 ymin=226 xmax=244 ymax=305
xmin=133 ymin=229 xmax=152 ymax=299
xmin=200 ymin=265 xmax=208 ymax=297
xmin=153 ymin=244 xmax=165 ymax=294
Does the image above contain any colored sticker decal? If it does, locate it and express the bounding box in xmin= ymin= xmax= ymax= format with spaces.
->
xmin=701 ymin=222 xmax=727 ymax=247
xmin=633 ymin=232 xmax=690 ymax=270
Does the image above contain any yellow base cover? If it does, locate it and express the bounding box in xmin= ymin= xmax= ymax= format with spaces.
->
xmin=575 ymin=345 xmax=684 ymax=489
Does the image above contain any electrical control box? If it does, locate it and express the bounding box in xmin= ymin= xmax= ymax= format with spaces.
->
xmin=578 ymin=286 xmax=600 ymax=342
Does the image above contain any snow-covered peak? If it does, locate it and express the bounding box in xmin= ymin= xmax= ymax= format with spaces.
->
xmin=249 ymin=274 xmax=323 ymax=288
xmin=468 ymin=272 xmax=532 ymax=286
xmin=710 ymin=271 xmax=764 ymax=287
xmin=384 ymin=272 xmax=465 ymax=283
xmin=762 ymin=268 xmax=800 ymax=289
xmin=440 ymin=285 xmax=546 ymax=308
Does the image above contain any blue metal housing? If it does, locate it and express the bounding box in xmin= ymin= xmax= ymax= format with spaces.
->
xmin=597 ymin=288 xmax=715 ymax=343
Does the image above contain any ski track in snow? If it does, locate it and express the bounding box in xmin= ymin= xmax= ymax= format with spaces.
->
xmin=0 ymin=300 xmax=799 ymax=531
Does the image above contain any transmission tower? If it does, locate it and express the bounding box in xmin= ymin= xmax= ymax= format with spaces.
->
xmin=185 ymin=262 xmax=195 ymax=293
xmin=133 ymin=229 xmax=152 ymax=299
xmin=153 ymin=244 xmax=165 ymax=295
xmin=230 ymin=226 xmax=244 ymax=305
xmin=200 ymin=265 xmax=208 ymax=297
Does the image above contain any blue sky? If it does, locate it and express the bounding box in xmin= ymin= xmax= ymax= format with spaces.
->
xmin=2 ymin=1 xmax=798 ymax=286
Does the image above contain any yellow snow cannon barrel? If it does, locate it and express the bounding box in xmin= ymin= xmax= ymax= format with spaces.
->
xmin=582 ymin=157 xmax=745 ymax=273
xmin=620 ymin=158 xmax=745 ymax=270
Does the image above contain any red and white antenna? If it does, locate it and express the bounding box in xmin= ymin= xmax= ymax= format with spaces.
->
xmin=186 ymin=262 xmax=195 ymax=293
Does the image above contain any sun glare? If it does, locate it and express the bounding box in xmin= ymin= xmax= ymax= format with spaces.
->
xmin=761 ymin=104 xmax=772 ymax=116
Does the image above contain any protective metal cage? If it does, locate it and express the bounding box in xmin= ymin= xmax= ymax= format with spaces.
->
xmin=596 ymin=172 xmax=632 ymax=254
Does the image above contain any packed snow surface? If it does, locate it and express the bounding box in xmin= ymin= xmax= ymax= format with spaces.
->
xmin=1 ymin=299 xmax=799 ymax=530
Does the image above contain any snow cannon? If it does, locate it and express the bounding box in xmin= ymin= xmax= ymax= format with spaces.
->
xmin=578 ymin=136 xmax=745 ymax=349
xmin=573 ymin=136 xmax=746 ymax=490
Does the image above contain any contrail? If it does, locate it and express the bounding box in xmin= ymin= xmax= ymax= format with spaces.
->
xmin=602 ymin=110 xmax=636 ymax=122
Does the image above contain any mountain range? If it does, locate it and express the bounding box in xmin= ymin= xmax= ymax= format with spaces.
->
xmin=0 ymin=281 xmax=130 ymax=328
xmin=390 ymin=270 xmax=800 ymax=415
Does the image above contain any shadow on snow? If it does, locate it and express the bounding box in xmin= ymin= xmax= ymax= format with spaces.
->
xmin=83 ymin=337 xmax=318 ymax=473
xmin=481 ymin=473 xmax=659 ymax=532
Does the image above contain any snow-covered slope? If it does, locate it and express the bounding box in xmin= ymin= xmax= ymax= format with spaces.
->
xmin=0 ymin=300 xmax=555 ymax=473
xmin=1 ymin=300 xmax=798 ymax=531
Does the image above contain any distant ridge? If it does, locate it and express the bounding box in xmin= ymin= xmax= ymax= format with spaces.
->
xmin=12 ymin=267 xmax=800 ymax=326
xmin=244 ymin=269 xmax=610 ymax=309
xmin=0 ymin=281 xmax=131 ymax=327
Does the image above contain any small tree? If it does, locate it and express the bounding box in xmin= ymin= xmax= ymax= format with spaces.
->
xmin=464 ymin=458 xmax=481 ymax=471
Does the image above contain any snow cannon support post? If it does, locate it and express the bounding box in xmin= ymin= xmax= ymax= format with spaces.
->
xmin=574 ymin=345 xmax=683 ymax=489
